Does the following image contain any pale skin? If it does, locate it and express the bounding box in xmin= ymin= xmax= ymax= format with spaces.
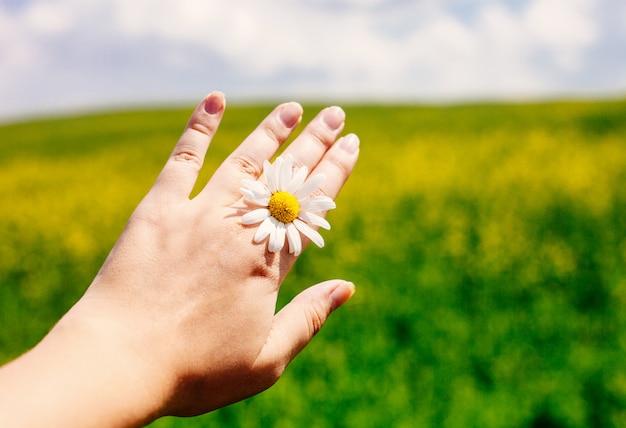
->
xmin=0 ymin=92 xmax=360 ymax=427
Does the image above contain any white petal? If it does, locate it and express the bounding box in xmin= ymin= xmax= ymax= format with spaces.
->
xmin=294 ymin=173 xmax=325 ymax=199
xmin=253 ymin=217 xmax=275 ymax=243
xmin=287 ymin=165 xmax=308 ymax=194
xmin=286 ymin=222 xmax=302 ymax=256
xmin=278 ymin=155 xmax=293 ymax=190
xmin=294 ymin=218 xmax=325 ymax=248
xmin=298 ymin=211 xmax=331 ymax=230
xmin=268 ymin=219 xmax=286 ymax=252
xmin=241 ymin=178 xmax=267 ymax=195
xmin=240 ymin=187 xmax=256 ymax=201
xmin=264 ymin=159 xmax=277 ymax=193
xmin=242 ymin=208 xmax=270 ymax=225
xmin=273 ymin=156 xmax=284 ymax=184
xmin=240 ymin=188 xmax=270 ymax=206
xmin=300 ymin=195 xmax=336 ymax=212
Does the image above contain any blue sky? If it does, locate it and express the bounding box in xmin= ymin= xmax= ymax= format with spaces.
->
xmin=1 ymin=0 xmax=625 ymax=121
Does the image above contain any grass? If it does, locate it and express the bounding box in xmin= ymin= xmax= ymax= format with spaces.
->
xmin=1 ymin=98 xmax=625 ymax=427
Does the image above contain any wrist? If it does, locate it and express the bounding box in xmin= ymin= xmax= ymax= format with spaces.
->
xmin=56 ymin=300 xmax=176 ymax=425
xmin=0 ymin=300 xmax=175 ymax=428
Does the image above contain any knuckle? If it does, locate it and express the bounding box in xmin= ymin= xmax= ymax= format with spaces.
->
xmin=245 ymin=248 xmax=280 ymax=284
xmin=189 ymin=119 xmax=217 ymax=138
xmin=228 ymin=155 xmax=262 ymax=178
xmin=168 ymin=117 xmax=218 ymax=168
xmin=173 ymin=149 xmax=201 ymax=163
xmin=172 ymin=149 xmax=203 ymax=169
xmin=250 ymin=262 xmax=278 ymax=283
xmin=328 ymin=155 xmax=352 ymax=177
xmin=310 ymin=127 xmax=334 ymax=150
xmin=318 ymin=151 xmax=352 ymax=184
xmin=303 ymin=298 xmax=328 ymax=338
xmin=262 ymin=124 xmax=285 ymax=146
xmin=171 ymin=131 xmax=206 ymax=169
xmin=262 ymin=124 xmax=277 ymax=141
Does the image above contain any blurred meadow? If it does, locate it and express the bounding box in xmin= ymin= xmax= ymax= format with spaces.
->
xmin=1 ymin=99 xmax=625 ymax=427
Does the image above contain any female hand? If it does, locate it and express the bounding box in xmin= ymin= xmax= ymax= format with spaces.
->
xmin=0 ymin=92 xmax=359 ymax=427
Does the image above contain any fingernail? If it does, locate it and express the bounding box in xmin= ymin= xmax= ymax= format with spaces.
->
xmin=330 ymin=281 xmax=355 ymax=311
xmin=279 ymin=102 xmax=302 ymax=128
xmin=323 ymin=106 xmax=345 ymax=131
xmin=339 ymin=134 xmax=360 ymax=154
xmin=204 ymin=92 xmax=225 ymax=115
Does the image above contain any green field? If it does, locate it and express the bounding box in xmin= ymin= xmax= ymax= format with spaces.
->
xmin=1 ymin=99 xmax=625 ymax=427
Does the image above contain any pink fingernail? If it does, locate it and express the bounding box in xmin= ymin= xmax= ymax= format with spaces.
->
xmin=279 ymin=102 xmax=302 ymax=128
xmin=204 ymin=92 xmax=224 ymax=115
xmin=339 ymin=134 xmax=360 ymax=154
xmin=323 ymin=106 xmax=345 ymax=131
xmin=330 ymin=282 xmax=356 ymax=310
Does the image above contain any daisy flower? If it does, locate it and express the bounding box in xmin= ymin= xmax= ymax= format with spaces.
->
xmin=240 ymin=154 xmax=336 ymax=256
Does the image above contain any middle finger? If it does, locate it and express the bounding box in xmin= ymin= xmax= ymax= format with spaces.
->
xmin=280 ymin=106 xmax=346 ymax=172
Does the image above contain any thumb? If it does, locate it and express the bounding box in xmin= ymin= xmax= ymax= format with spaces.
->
xmin=255 ymin=280 xmax=355 ymax=374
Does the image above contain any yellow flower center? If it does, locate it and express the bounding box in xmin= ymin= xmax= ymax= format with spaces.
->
xmin=268 ymin=191 xmax=300 ymax=224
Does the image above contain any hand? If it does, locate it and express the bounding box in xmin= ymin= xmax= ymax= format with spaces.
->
xmin=0 ymin=92 xmax=359 ymax=427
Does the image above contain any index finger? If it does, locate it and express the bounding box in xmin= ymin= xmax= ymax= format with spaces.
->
xmin=148 ymin=92 xmax=226 ymax=202
xmin=199 ymin=102 xmax=303 ymax=205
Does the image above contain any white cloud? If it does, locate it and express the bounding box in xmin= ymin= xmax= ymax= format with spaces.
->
xmin=0 ymin=8 xmax=38 ymax=73
xmin=22 ymin=1 xmax=75 ymax=34
xmin=524 ymin=0 xmax=598 ymax=70
xmin=0 ymin=0 xmax=623 ymax=121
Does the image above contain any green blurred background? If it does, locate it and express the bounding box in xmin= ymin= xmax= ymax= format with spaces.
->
xmin=1 ymin=99 xmax=625 ymax=427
